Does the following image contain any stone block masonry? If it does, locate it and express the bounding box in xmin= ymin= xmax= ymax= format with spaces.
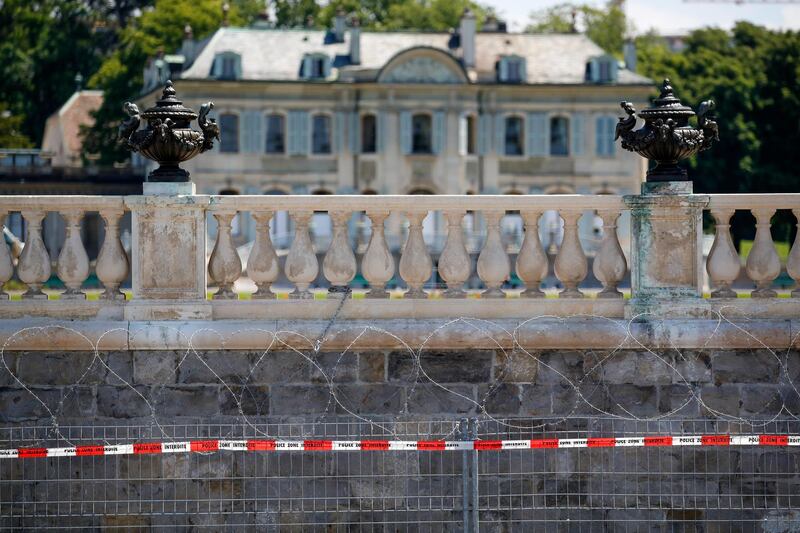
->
xmin=3 ymin=348 xmax=798 ymax=422
xmin=2 ymin=346 xmax=800 ymax=529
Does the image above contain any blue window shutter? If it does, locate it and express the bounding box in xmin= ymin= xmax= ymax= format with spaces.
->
xmin=301 ymin=56 xmax=311 ymax=79
xmin=349 ymin=112 xmax=360 ymax=154
xmin=323 ymin=58 xmax=331 ymax=78
xmin=477 ymin=114 xmax=489 ymax=155
xmin=210 ymin=56 xmax=221 ymax=78
xmin=528 ymin=112 xmax=547 ymax=156
xmin=571 ymin=113 xmax=585 ymax=156
xmin=376 ymin=112 xmax=386 ymax=152
xmin=400 ymin=111 xmax=412 ymax=155
xmin=458 ymin=115 xmax=468 ymax=155
xmin=494 ymin=114 xmax=505 ymax=155
xmin=606 ymin=117 xmax=616 ymax=156
xmin=498 ymin=58 xmax=508 ymax=82
xmin=596 ymin=116 xmax=615 ymax=156
xmin=298 ymin=111 xmax=309 ymax=153
xmin=519 ymin=59 xmax=527 ymax=83
xmin=287 ymin=111 xmax=298 ymax=154
xmin=334 ymin=112 xmax=345 ymax=152
xmin=610 ymin=61 xmax=619 ymax=83
xmin=288 ymin=110 xmax=309 ymax=155
xmin=432 ymin=111 xmax=445 ymax=155
xmin=242 ymin=111 xmax=261 ymax=153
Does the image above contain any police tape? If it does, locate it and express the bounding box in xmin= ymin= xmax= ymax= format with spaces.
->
xmin=1 ymin=434 xmax=799 ymax=459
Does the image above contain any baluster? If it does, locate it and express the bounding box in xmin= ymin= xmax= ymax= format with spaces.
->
xmin=516 ymin=211 xmax=548 ymax=298
xmin=361 ymin=211 xmax=394 ymax=298
xmin=247 ymin=211 xmax=280 ymax=299
xmin=554 ymin=209 xmax=587 ymax=298
xmin=96 ymin=208 xmax=129 ymax=299
xmin=56 ymin=209 xmax=89 ymax=299
xmin=0 ymin=210 xmax=12 ymax=299
xmin=323 ymin=211 xmax=357 ymax=294
xmin=208 ymin=210 xmax=242 ymax=299
xmin=438 ymin=210 xmax=470 ymax=298
xmin=706 ymin=209 xmax=740 ymax=298
xmin=285 ymin=211 xmax=318 ymax=299
xmin=593 ymin=210 xmax=627 ymax=299
xmin=398 ymin=211 xmax=432 ymax=299
xmin=788 ymin=209 xmax=800 ymax=298
xmin=477 ymin=210 xmax=510 ymax=298
xmin=17 ymin=209 xmax=50 ymax=298
xmin=746 ymin=208 xmax=780 ymax=298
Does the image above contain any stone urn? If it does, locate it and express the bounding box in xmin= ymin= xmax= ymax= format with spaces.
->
xmin=119 ymin=80 xmax=219 ymax=182
xmin=616 ymin=78 xmax=718 ymax=182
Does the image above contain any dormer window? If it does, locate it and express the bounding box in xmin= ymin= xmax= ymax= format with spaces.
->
xmin=211 ymin=52 xmax=242 ymax=80
xmin=302 ymin=53 xmax=330 ymax=80
xmin=497 ymin=55 xmax=526 ymax=84
xmin=585 ymin=55 xmax=618 ymax=84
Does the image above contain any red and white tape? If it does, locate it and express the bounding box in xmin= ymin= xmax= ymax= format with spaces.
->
xmin=1 ymin=434 xmax=799 ymax=459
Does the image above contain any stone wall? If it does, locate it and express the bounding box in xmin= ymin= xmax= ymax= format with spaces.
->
xmin=2 ymin=348 xmax=797 ymax=422
xmin=2 ymin=348 xmax=800 ymax=530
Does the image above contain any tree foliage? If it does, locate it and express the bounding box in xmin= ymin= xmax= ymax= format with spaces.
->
xmin=83 ymin=0 xmax=260 ymax=165
xmin=526 ymin=1 xmax=628 ymax=57
xmin=0 ymin=0 xmax=108 ymax=146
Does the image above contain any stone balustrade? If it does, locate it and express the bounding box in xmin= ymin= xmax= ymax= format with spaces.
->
xmin=0 ymin=196 xmax=129 ymax=301
xmin=206 ymin=195 xmax=627 ymax=301
xmin=706 ymin=194 xmax=800 ymax=299
xmin=0 ymin=193 xmax=798 ymax=321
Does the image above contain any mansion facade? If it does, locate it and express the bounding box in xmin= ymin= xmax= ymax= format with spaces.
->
xmin=136 ymin=12 xmax=652 ymax=253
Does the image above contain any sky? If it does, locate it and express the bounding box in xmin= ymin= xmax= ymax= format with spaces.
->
xmin=488 ymin=0 xmax=800 ymax=34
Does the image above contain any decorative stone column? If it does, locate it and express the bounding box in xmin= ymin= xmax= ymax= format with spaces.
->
xmin=625 ymin=182 xmax=709 ymax=318
xmin=124 ymin=191 xmax=211 ymax=319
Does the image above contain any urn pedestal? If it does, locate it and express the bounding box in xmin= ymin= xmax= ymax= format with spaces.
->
xmin=625 ymin=182 xmax=709 ymax=319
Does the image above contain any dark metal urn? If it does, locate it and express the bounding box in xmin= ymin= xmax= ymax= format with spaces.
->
xmin=118 ymin=80 xmax=219 ymax=182
xmin=616 ymin=79 xmax=718 ymax=182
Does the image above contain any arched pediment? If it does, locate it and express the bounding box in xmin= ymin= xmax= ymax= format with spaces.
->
xmin=378 ymin=47 xmax=469 ymax=84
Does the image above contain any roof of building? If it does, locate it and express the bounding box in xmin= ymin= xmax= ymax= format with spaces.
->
xmin=42 ymin=90 xmax=103 ymax=157
xmin=179 ymin=27 xmax=651 ymax=85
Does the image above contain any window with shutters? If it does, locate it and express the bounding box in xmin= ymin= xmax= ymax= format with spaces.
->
xmin=265 ymin=114 xmax=285 ymax=154
xmin=211 ymin=52 xmax=241 ymax=80
xmin=504 ymin=116 xmax=524 ymax=156
xmin=497 ymin=56 xmax=526 ymax=84
xmin=411 ymin=113 xmax=432 ymax=154
xmin=550 ymin=116 xmax=570 ymax=156
xmin=361 ymin=114 xmax=376 ymax=153
xmin=302 ymin=54 xmax=330 ymax=80
xmin=219 ymin=113 xmax=239 ymax=153
xmin=585 ymin=55 xmax=618 ymax=84
xmin=312 ymin=114 xmax=332 ymax=154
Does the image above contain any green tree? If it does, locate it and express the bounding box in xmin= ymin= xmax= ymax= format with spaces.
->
xmin=83 ymin=0 xmax=259 ymax=164
xmin=274 ymin=0 xmax=321 ymax=28
xmin=526 ymin=2 xmax=628 ymax=57
xmin=0 ymin=0 xmax=106 ymax=144
xmin=317 ymin=0 xmax=494 ymax=31
xmin=0 ymin=104 xmax=33 ymax=148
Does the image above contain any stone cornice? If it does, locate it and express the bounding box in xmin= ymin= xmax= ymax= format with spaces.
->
xmin=0 ymin=318 xmax=796 ymax=352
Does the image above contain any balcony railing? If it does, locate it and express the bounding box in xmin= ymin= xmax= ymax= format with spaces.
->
xmin=0 ymin=193 xmax=798 ymax=321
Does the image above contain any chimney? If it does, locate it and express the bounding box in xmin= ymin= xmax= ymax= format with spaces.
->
xmin=624 ymin=40 xmax=637 ymax=72
xmin=460 ymin=8 xmax=476 ymax=68
xmin=221 ymin=2 xmax=230 ymax=27
xmin=181 ymin=24 xmax=195 ymax=63
xmin=349 ymin=18 xmax=361 ymax=65
xmin=334 ymin=8 xmax=346 ymax=43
